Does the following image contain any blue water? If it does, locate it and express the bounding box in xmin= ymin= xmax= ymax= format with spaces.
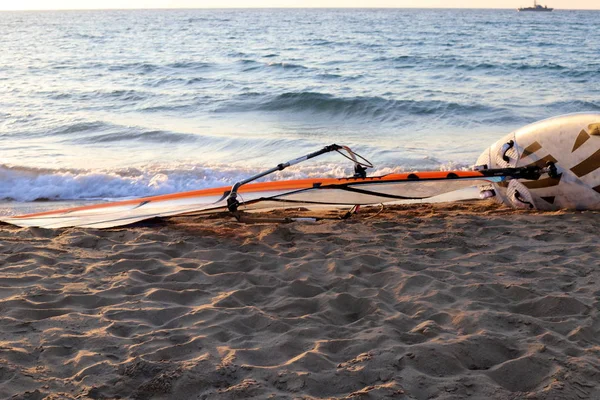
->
xmin=1 ymin=8 xmax=599 ymax=209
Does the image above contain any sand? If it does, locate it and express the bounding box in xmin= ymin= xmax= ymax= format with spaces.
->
xmin=0 ymin=202 xmax=599 ymax=400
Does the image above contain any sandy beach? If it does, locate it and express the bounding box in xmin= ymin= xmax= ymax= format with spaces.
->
xmin=1 ymin=202 xmax=599 ymax=399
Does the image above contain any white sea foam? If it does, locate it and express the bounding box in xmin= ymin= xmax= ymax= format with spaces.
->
xmin=1 ymin=162 xmax=422 ymax=202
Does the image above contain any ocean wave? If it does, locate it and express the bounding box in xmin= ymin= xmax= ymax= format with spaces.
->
xmin=70 ymin=129 xmax=198 ymax=145
xmin=544 ymin=100 xmax=600 ymax=113
xmin=238 ymin=59 xmax=261 ymax=72
xmin=307 ymin=39 xmax=336 ymax=46
xmin=143 ymin=76 xmax=208 ymax=88
xmin=14 ymin=121 xmax=201 ymax=144
xmin=38 ymin=61 xmax=104 ymax=72
xmin=47 ymin=88 xmax=154 ymax=105
xmin=48 ymin=92 xmax=73 ymax=100
xmin=187 ymin=17 xmax=232 ymax=23
xmin=513 ymin=62 xmax=567 ymax=71
xmin=562 ymin=68 xmax=600 ymax=79
xmin=139 ymin=103 xmax=197 ymax=113
xmin=376 ymin=56 xmax=582 ymax=75
xmin=317 ymin=73 xmax=344 ymax=80
xmin=51 ymin=121 xmax=110 ymax=136
xmin=238 ymin=59 xmax=312 ymax=72
xmin=216 ymin=91 xmax=503 ymax=123
xmin=99 ymin=89 xmax=149 ymax=102
xmin=266 ymin=62 xmax=309 ymax=70
xmin=108 ymin=62 xmax=159 ymax=73
xmin=70 ymin=32 xmax=105 ymax=40
xmin=0 ymin=161 xmax=388 ymax=202
xmin=166 ymin=61 xmax=213 ymax=70
xmin=455 ymin=62 xmax=497 ymax=71
xmin=43 ymin=60 xmax=214 ymax=75
xmin=0 ymin=164 xmax=237 ymax=202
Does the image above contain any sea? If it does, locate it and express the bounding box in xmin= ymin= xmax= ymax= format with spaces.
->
xmin=1 ymin=8 xmax=599 ymax=215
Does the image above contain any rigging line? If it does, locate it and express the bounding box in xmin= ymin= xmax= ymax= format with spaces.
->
xmin=335 ymin=146 xmax=374 ymax=168
xmin=240 ymin=197 xmax=366 ymax=206
xmin=363 ymin=203 xmax=385 ymax=220
xmin=311 ymin=175 xmax=501 ymax=190
xmin=232 ymin=175 xmax=502 ymax=207
xmin=317 ymin=185 xmax=432 ymax=200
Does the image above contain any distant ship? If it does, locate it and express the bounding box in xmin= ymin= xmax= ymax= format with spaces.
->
xmin=518 ymin=1 xmax=553 ymax=11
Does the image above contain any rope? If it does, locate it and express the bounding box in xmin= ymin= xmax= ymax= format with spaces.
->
xmin=363 ymin=203 xmax=385 ymax=220
xmin=335 ymin=146 xmax=374 ymax=168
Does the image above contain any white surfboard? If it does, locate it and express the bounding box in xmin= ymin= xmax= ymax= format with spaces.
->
xmin=476 ymin=113 xmax=600 ymax=210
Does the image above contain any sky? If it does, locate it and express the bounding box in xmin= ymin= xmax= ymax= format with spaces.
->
xmin=0 ymin=0 xmax=598 ymax=10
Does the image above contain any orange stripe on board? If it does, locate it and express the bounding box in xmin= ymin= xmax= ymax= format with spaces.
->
xmin=13 ymin=171 xmax=486 ymax=219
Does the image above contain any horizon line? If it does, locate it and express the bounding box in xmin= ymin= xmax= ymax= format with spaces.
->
xmin=3 ymin=6 xmax=594 ymax=11
xmin=4 ymin=5 xmax=600 ymax=12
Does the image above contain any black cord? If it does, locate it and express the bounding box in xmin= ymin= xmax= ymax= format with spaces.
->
xmin=335 ymin=148 xmax=374 ymax=168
